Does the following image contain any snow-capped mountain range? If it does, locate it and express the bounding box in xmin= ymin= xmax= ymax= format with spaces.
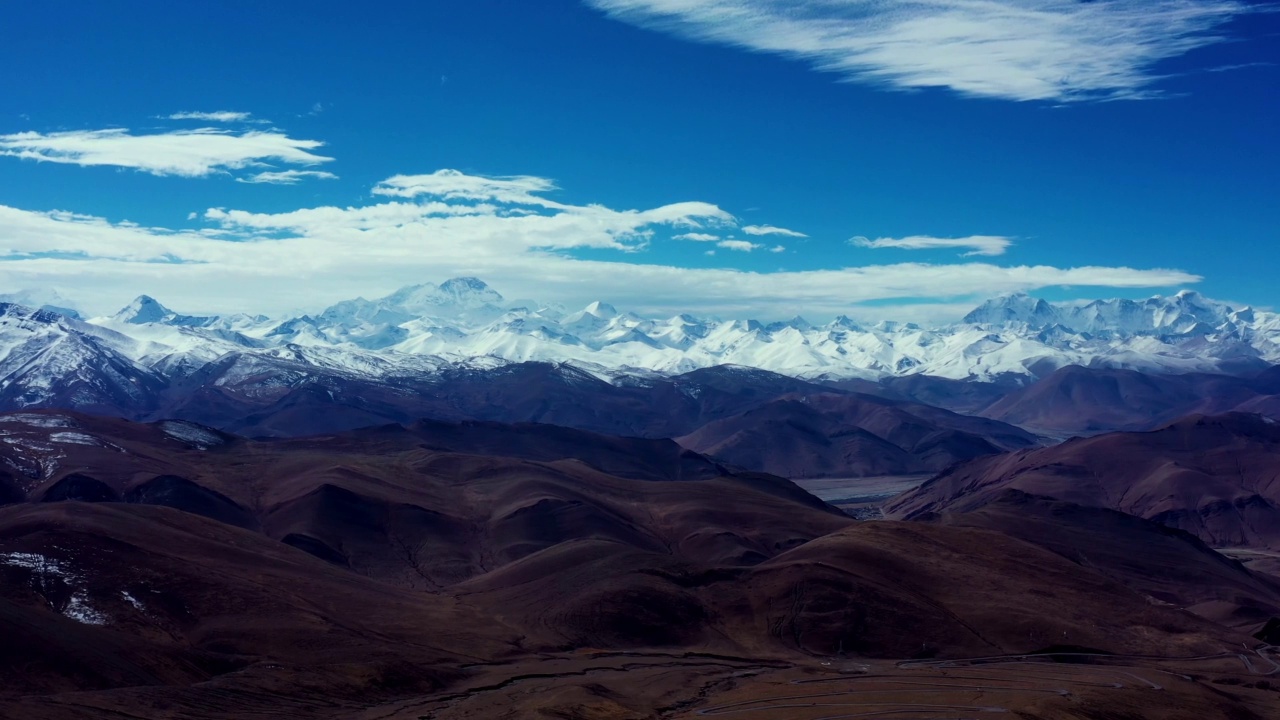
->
xmin=2 ymin=277 xmax=1278 ymax=414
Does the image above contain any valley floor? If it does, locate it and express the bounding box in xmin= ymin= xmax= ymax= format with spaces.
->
xmin=793 ymin=475 xmax=932 ymax=516
xmin=8 ymin=649 xmax=1279 ymax=719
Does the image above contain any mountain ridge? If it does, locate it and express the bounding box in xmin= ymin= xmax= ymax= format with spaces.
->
xmin=55 ymin=280 xmax=1280 ymax=383
xmin=2 ymin=284 xmax=1280 ymax=443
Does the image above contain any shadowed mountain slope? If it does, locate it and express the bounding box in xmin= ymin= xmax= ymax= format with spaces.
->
xmin=678 ymin=392 xmax=1038 ymax=478
xmin=927 ymin=489 xmax=1280 ymax=628
xmin=0 ymin=410 xmax=849 ymax=588
xmin=978 ymin=365 xmax=1280 ymax=436
xmin=887 ymin=412 xmax=1280 ymax=550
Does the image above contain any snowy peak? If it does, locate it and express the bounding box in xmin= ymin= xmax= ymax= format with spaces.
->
xmin=1156 ymin=290 xmax=1233 ymax=330
xmin=561 ymin=301 xmax=620 ymax=331
xmin=766 ymin=316 xmax=814 ymax=333
xmin=115 ymin=295 xmax=174 ymax=324
xmin=437 ymin=277 xmax=504 ymax=305
xmin=963 ymin=291 xmax=1239 ymax=339
xmin=830 ymin=315 xmax=863 ymax=331
xmin=112 ymin=296 xmax=214 ymax=328
xmin=583 ymin=301 xmax=618 ymax=319
xmin=309 ymin=278 xmax=510 ymax=345
xmin=964 ymin=293 xmax=1062 ymax=328
xmin=385 ymin=277 xmax=503 ymax=308
xmin=379 ymin=278 xmax=505 ymax=316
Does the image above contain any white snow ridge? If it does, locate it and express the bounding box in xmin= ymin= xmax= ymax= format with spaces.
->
xmin=1 ymin=280 xmax=1277 ymax=392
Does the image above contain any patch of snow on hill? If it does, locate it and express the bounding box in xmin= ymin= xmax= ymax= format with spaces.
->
xmin=160 ymin=421 xmax=226 ymax=449
xmin=49 ymin=432 xmax=99 ymax=446
xmin=4 ymin=414 xmax=75 ymax=428
xmin=0 ymin=551 xmax=109 ymax=625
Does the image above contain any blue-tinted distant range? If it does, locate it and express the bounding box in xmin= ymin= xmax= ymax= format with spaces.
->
xmin=0 ymin=0 xmax=1276 ymax=323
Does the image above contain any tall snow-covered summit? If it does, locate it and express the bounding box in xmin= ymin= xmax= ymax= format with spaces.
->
xmin=966 ymin=290 xmax=1242 ymax=336
xmin=0 ymin=279 xmax=1273 ymax=401
xmin=963 ymin=293 xmax=1064 ymax=327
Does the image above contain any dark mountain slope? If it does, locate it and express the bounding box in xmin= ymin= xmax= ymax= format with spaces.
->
xmin=887 ymin=412 xmax=1280 ymax=550
xmin=679 ymin=392 xmax=1037 ymax=478
xmin=928 ymin=489 xmax=1280 ymax=627
xmin=980 ymin=364 xmax=1275 ymax=436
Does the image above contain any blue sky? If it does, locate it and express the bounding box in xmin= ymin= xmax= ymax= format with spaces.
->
xmin=0 ymin=0 xmax=1276 ymax=320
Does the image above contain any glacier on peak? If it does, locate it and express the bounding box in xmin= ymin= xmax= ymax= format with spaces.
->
xmin=385 ymin=277 xmax=505 ymax=312
xmin=582 ymin=301 xmax=618 ymax=319
xmin=116 ymin=295 xmax=177 ymax=325
xmin=113 ymin=295 xmax=216 ymax=328
xmin=963 ymin=293 xmax=1063 ymax=327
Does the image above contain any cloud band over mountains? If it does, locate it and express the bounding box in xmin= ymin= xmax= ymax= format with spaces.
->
xmin=0 ymin=165 xmax=1199 ymax=319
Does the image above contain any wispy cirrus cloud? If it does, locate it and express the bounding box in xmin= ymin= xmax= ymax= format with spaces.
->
xmin=164 ymin=111 xmax=261 ymax=123
xmin=0 ymin=127 xmax=333 ymax=178
xmin=673 ymin=232 xmax=720 ymax=241
xmin=237 ymin=169 xmax=339 ymax=185
xmin=742 ymin=224 xmax=806 ymax=238
xmin=718 ymin=239 xmax=763 ymax=252
xmin=852 ymin=235 xmax=1013 ymax=257
xmin=586 ymin=0 xmax=1252 ymax=102
xmin=0 ymin=169 xmax=1199 ymax=319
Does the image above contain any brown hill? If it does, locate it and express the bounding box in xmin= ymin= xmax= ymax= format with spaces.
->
xmin=0 ymin=410 xmax=848 ymax=588
xmin=887 ymin=412 xmax=1280 ymax=550
xmin=928 ymin=489 xmax=1280 ymax=628
xmin=161 ymin=360 xmax=849 ymax=438
xmin=0 ymin=411 xmax=1272 ymax=719
xmin=453 ymin=521 xmax=1238 ymax=662
xmin=730 ymin=521 xmax=1235 ymax=658
xmin=879 ymin=371 xmax=1028 ymax=414
xmin=0 ymin=502 xmax=509 ymax=709
xmin=979 ymin=365 xmax=1277 ymax=436
xmin=678 ymin=392 xmax=1037 ymax=478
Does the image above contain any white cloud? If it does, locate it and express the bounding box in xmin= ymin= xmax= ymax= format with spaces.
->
xmin=0 ymin=128 xmax=333 ymax=178
xmin=718 ymin=239 xmax=762 ymax=252
xmin=0 ymin=169 xmax=1200 ymax=318
xmin=770 ymin=245 xmax=786 ymax=253
xmin=586 ymin=0 xmax=1251 ymax=102
xmin=373 ymin=169 xmax=561 ymax=206
xmin=674 ymin=232 xmax=720 ymax=241
xmin=852 ymin=235 xmax=1013 ymax=257
xmin=237 ymin=169 xmax=339 ymax=185
xmin=742 ymin=224 xmax=806 ymax=238
xmin=842 ymin=301 xmax=987 ymax=326
xmin=165 ymin=111 xmax=259 ymax=123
